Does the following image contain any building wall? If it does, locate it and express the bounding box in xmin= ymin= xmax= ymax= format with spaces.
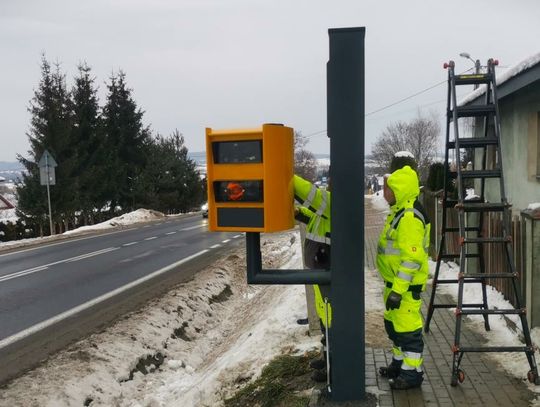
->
xmin=474 ymin=82 xmax=540 ymax=213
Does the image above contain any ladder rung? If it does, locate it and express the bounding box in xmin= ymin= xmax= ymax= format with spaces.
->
xmin=451 ymin=104 xmax=496 ymax=118
xmin=443 ymin=227 xmax=480 ymax=232
xmin=463 ymin=237 xmax=509 ymax=244
xmin=454 ymin=74 xmax=492 ymax=86
xmin=439 ymin=253 xmax=480 ymax=259
xmin=458 ymin=346 xmax=530 ymax=353
xmin=435 ymin=279 xmax=484 ymax=284
xmin=463 ymin=273 xmax=516 ymax=279
xmin=448 ymin=137 xmax=499 ymax=149
xmin=455 ymin=202 xmax=509 ymax=212
xmin=444 ymin=198 xmax=482 ymax=207
xmin=431 ymin=303 xmax=485 ymax=308
xmin=460 ymin=309 xmax=522 ymax=315
xmin=449 ymin=169 xmax=502 ymax=179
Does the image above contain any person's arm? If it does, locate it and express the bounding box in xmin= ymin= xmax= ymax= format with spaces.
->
xmin=295 ymin=205 xmax=314 ymax=225
xmin=293 ymin=175 xmax=331 ymax=219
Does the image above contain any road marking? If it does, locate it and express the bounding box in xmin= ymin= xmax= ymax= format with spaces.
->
xmin=222 ymin=239 xmax=231 ymax=243
xmin=0 ymin=249 xmax=210 ymax=350
xmin=210 ymin=244 xmax=221 ymax=249
xmin=65 ymin=247 xmax=118 ymax=263
xmin=144 ymin=236 xmax=158 ymax=241
xmin=143 ymin=225 xmax=151 ymax=228
xmin=165 ymin=232 xmax=176 ymax=235
xmin=180 ymin=225 xmax=204 ymax=231
xmin=233 ymin=234 xmax=243 ymax=239
xmin=122 ymin=242 xmax=139 ymax=247
xmin=0 ymin=229 xmax=131 ymax=259
xmin=0 ymin=266 xmax=49 ymax=283
xmin=0 ymin=247 xmax=119 ymax=282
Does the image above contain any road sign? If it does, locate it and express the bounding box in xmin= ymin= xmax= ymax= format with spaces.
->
xmin=38 ymin=150 xmax=57 ymax=168
xmin=37 ymin=150 xmax=56 ymax=235
xmin=38 ymin=150 xmax=57 ymax=186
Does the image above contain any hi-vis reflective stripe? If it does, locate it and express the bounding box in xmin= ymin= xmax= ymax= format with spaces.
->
xmin=380 ymin=240 xmax=400 ymax=255
xmin=392 ymin=346 xmax=403 ymax=360
xmin=386 ymin=208 xmax=425 ymax=239
xmin=401 ymin=261 xmax=421 ymax=270
xmin=403 ymin=351 xmax=422 ymax=359
xmin=303 ymin=185 xmax=318 ymax=208
xmin=306 ymin=233 xmax=331 ymax=244
xmin=402 ymin=351 xmax=423 ymax=371
xmin=397 ymin=271 xmax=413 ymax=282
xmin=316 ymin=190 xmax=328 ymax=216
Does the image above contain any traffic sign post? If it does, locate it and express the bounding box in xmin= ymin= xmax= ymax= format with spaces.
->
xmin=38 ymin=150 xmax=57 ymax=235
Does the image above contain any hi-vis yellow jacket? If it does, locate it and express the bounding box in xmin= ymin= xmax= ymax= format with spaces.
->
xmin=376 ymin=166 xmax=430 ymax=295
xmin=293 ymin=175 xmax=332 ymax=328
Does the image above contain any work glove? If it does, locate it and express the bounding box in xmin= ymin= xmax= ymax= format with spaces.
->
xmin=386 ymin=291 xmax=402 ymax=310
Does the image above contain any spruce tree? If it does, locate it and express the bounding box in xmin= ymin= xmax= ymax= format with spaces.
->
xmin=17 ymin=56 xmax=75 ymax=233
xmin=71 ymin=62 xmax=106 ymax=223
xmin=101 ymin=71 xmax=150 ymax=213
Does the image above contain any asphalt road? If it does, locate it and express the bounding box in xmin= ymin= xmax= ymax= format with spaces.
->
xmin=0 ymin=214 xmax=241 ymax=346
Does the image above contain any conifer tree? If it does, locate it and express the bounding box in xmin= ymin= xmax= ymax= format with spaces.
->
xmin=71 ymin=62 xmax=106 ymax=223
xmin=17 ymin=56 xmax=75 ymax=233
xmin=101 ymin=71 xmax=151 ymax=213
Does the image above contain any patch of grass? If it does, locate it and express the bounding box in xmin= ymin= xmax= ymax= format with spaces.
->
xmin=224 ymin=352 xmax=317 ymax=407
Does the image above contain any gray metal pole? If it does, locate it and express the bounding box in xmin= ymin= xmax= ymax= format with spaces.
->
xmin=327 ymin=27 xmax=365 ymax=400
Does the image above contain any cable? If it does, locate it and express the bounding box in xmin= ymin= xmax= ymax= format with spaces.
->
xmin=300 ymin=67 xmax=476 ymax=139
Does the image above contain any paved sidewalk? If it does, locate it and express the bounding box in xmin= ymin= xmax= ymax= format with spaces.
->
xmin=362 ymin=198 xmax=536 ymax=407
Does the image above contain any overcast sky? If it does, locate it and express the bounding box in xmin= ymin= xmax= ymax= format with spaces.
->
xmin=1 ymin=0 xmax=539 ymax=162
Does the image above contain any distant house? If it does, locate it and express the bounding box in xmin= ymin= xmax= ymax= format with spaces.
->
xmin=460 ymin=53 xmax=540 ymax=213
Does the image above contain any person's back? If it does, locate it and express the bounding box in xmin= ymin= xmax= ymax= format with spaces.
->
xmin=376 ymin=153 xmax=430 ymax=390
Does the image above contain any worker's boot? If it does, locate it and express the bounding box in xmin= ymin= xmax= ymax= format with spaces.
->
xmin=310 ymin=358 xmax=326 ymax=370
xmin=389 ymin=370 xmax=423 ymax=390
xmin=378 ymin=358 xmax=402 ymax=379
xmin=311 ymin=369 xmax=327 ymax=383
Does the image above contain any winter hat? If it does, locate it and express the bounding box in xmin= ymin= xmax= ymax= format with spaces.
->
xmin=390 ymin=151 xmax=418 ymax=173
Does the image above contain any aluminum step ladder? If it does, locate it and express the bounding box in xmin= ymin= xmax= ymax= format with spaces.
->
xmin=424 ymin=58 xmax=540 ymax=386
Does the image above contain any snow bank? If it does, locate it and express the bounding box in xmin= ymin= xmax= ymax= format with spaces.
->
xmin=63 ymin=209 xmax=165 ymax=235
xmin=0 ymin=231 xmax=320 ymax=407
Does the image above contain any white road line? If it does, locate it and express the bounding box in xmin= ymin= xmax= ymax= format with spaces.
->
xmin=65 ymin=247 xmax=118 ymax=263
xmin=180 ymin=225 xmax=204 ymax=231
xmin=0 ymin=229 xmax=130 ymax=259
xmin=165 ymin=232 xmax=176 ymax=235
xmin=0 ymin=249 xmax=210 ymax=350
xmin=0 ymin=247 xmax=119 ymax=283
xmin=233 ymin=234 xmax=243 ymax=239
xmin=0 ymin=266 xmax=49 ymax=283
xmin=122 ymin=242 xmax=139 ymax=247
xmin=143 ymin=225 xmax=151 ymax=228
xmin=210 ymin=244 xmax=221 ymax=249
xmin=144 ymin=236 xmax=157 ymax=241
xmin=222 ymin=239 xmax=231 ymax=243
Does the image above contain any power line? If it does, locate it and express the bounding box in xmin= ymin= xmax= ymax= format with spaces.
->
xmin=301 ymin=67 xmax=476 ymax=139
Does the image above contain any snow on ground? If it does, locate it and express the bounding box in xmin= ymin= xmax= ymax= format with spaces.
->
xmin=0 ymin=231 xmax=321 ymax=407
xmin=0 ymin=222 xmax=389 ymax=407
xmin=527 ymin=202 xmax=540 ymax=211
xmin=430 ymin=259 xmax=540 ymax=395
xmin=0 ymin=209 xmax=168 ymax=251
